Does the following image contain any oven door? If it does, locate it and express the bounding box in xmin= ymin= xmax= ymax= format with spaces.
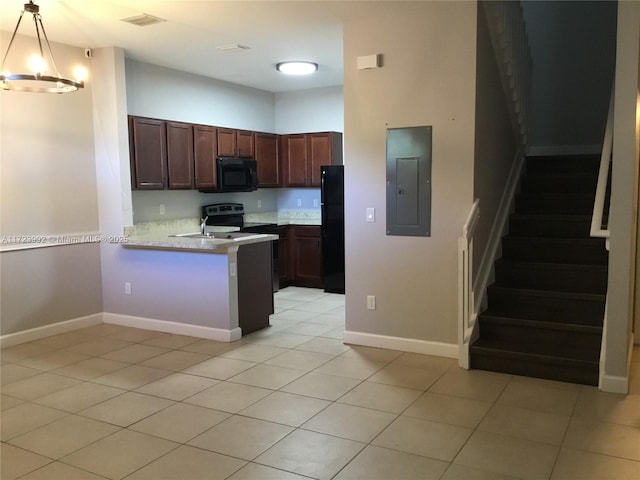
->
xmin=217 ymin=157 xmax=258 ymax=192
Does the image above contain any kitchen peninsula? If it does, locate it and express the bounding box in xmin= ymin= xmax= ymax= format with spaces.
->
xmin=120 ymin=227 xmax=277 ymax=341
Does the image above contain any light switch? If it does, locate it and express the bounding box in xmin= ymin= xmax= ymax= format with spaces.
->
xmin=366 ymin=208 xmax=375 ymax=222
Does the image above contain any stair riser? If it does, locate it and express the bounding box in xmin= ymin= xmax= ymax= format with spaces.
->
xmin=526 ymin=156 xmax=600 ymax=175
xmin=508 ymin=219 xmax=591 ymax=238
xmin=502 ymin=239 xmax=608 ymax=265
xmin=478 ymin=322 xmax=602 ymax=360
xmin=470 ymin=351 xmax=598 ymax=385
xmin=520 ymin=177 xmax=597 ymax=194
xmin=515 ymin=196 xmax=595 ymax=215
xmin=487 ymin=290 xmax=605 ymax=325
xmin=495 ymin=264 xmax=608 ymax=294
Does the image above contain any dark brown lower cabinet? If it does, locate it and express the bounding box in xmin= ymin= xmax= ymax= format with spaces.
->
xmin=278 ymin=227 xmax=290 ymax=289
xmin=237 ymin=241 xmax=274 ymax=334
xmin=290 ymin=225 xmax=322 ymax=288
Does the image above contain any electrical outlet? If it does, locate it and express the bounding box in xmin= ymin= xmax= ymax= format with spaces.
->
xmin=297 ymin=198 xmax=302 ymax=207
xmin=125 ymin=282 xmax=132 ymax=295
xmin=230 ymin=263 xmax=237 ymax=277
xmin=367 ymin=295 xmax=376 ymax=310
xmin=257 ymin=200 xmax=262 ymax=209
xmin=159 ymin=204 xmax=165 ymax=215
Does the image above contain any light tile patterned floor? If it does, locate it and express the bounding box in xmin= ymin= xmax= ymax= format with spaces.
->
xmin=1 ymin=286 xmax=639 ymax=480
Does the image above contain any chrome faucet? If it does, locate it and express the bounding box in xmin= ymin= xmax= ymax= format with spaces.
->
xmin=200 ymin=216 xmax=209 ymax=235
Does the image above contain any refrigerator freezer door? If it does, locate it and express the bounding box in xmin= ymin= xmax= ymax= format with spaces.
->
xmin=321 ymin=165 xmax=345 ymax=294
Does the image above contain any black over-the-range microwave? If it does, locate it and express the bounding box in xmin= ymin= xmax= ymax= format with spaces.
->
xmin=201 ymin=157 xmax=258 ymax=193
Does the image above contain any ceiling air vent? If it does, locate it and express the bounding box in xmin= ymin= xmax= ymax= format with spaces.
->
xmin=216 ymin=44 xmax=251 ymax=53
xmin=121 ymin=14 xmax=166 ymax=27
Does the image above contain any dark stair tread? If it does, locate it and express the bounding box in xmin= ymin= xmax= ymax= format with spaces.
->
xmin=494 ymin=259 xmax=608 ymax=294
xmin=478 ymin=313 xmax=604 ymax=334
xmin=522 ymin=172 xmax=598 ymax=179
xmin=501 ymin=236 xmax=609 ymax=264
xmin=509 ymin=213 xmax=592 ymax=223
xmin=471 ymin=338 xmax=600 ymax=363
xmin=525 ymin=155 xmax=600 ymax=174
xmin=487 ymin=285 xmax=606 ymax=302
xmin=474 ymin=154 xmax=605 ymax=385
xmin=494 ymin=258 xmax=608 ymax=272
xmin=517 ymin=193 xmax=596 ymax=199
xmin=470 ymin=339 xmax=599 ymax=386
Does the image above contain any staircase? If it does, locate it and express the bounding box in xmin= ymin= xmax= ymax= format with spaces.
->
xmin=470 ymin=154 xmax=608 ymax=385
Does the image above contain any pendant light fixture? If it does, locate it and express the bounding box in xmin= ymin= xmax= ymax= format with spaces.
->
xmin=1 ymin=1 xmax=86 ymax=93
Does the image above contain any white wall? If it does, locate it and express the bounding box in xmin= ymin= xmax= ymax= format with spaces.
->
xmin=126 ymin=59 xmax=275 ymax=132
xmin=602 ymin=0 xmax=640 ymax=392
xmin=522 ymin=0 xmax=617 ymax=153
xmin=275 ymin=86 xmax=344 ymax=210
xmin=0 ymin=32 xmax=103 ymax=335
xmin=473 ymin=5 xmax=518 ymax=287
xmin=275 ymin=86 xmax=344 ymax=134
xmin=343 ymin=2 xmax=477 ymax=352
xmin=127 ymin=66 xmax=344 ymax=221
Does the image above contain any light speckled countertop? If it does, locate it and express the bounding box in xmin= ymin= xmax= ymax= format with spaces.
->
xmin=123 ymin=231 xmax=278 ymax=253
xmin=123 ymin=210 xmax=320 ymax=253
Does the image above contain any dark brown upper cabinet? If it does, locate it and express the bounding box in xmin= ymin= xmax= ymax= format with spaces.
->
xmin=129 ymin=116 xmax=167 ymax=190
xmin=166 ymin=121 xmax=194 ymax=189
xmin=217 ymin=127 xmax=255 ymax=157
xmin=281 ymin=134 xmax=308 ymax=187
xmin=255 ymin=132 xmax=280 ymax=187
xmin=194 ymin=125 xmax=218 ymax=190
xmin=281 ymin=132 xmax=343 ymax=187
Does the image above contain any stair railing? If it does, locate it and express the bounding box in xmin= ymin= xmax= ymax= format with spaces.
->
xmin=481 ymin=0 xmax=532 ymax=150
xmin=458 ymin=199 xmax=480 ymax=368
xmin=590 ymin=88 xmax=614 ymax=251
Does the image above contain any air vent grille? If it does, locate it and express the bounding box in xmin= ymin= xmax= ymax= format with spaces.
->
xmin=216 ymin=43 xmax=251 ymax=52
xmin=121 ymin=14 xmax=166 ymax=27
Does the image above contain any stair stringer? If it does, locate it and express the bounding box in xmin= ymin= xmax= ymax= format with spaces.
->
xmin=472 ymin=148 xmax=526 ymax=327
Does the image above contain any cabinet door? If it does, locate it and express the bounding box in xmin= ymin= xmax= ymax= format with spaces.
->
xmin=308 ymin=133 xmax=332 ymax=187
xmin=217 ymin=128 xmax=236 ymax=156
xmin=278 ymin=229 xmax=289 ymax=286
xmin=130 ymin=116 xmax=167 ymax=190
xmin=292 ymin=226 xmax=322 ymax=288
xmin=236 ymin=130 xmax=255 ymax=157
xmin=283 ymin=134 xmax=308 ymax=187
xmin=194 ymin=125 xmax=217 ymax=190
xmin=308 ymin=132 xmax=343 ymax=187
xmin=255 ymin=132 xmax=279 ymax=187
xmin=166 ymin=122 xmax=194 ymax=189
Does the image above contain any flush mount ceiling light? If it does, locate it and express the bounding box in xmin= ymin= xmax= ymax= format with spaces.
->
xmin=276 ymin=61 xmax=318 ymax=76
xmin=1 ymin=1 xmax=86 ymax=93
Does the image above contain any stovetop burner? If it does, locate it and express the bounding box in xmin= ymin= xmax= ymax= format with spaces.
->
xmin=201 ymin=203 xmax=277 ymax=231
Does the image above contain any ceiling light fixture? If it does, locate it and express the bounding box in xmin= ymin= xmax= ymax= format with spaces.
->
xmin=1 ymin=1 xmax=85 ymax=93
xmin=276 ymin=61 xmax=318 ymax=76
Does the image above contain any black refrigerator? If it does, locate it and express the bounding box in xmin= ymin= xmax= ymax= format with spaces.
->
xmin=321 ymin=165 xmax=345 ymax=294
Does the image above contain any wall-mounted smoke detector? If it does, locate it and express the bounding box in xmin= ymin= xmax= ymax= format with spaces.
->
xmin=216 ymin=44 xmax=252 ymax=53
xmin=121 ymin=13 xmax=166 ymax=27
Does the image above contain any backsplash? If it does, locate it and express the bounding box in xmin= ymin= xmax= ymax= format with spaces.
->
xmin=131 ymin=188 xmax=320 ymax=223
xmin=125 ymin=209 xmax=321 ymax=237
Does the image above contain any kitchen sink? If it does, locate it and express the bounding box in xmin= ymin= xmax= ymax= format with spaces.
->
xmin=171 ymin=232 xmax=263 ymax=240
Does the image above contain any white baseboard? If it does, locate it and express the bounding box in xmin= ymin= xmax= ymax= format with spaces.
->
xmin=0 ymin=313 xmax=103 ymax=348
xmin=599 ymin=374 xmax=629 ymax=394
xmin=103 ymin=313 xmax=242 ymax=342
xmin=343 ymin=330 xmax=458 ymax=359
xmin=527 ymin=144 xmax=602 ymax=156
